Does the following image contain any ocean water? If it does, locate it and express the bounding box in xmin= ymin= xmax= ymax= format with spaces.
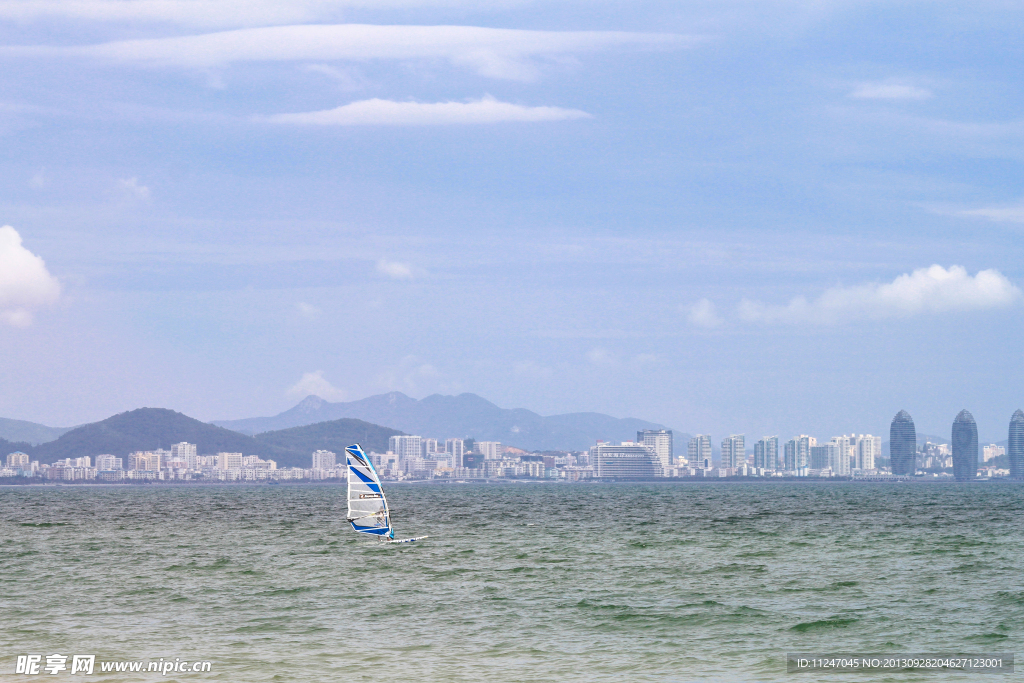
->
xmin=1 ymin=482 xmax=1022 ymax=682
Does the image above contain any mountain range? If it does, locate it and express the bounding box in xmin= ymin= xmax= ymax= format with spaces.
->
xmin=0 ymin=417 xmax=71 ymax=445
xmin=215 ymin=392 xmax=680 ymax=453
xmin=3 ymin=408 xmax=402 ymax=469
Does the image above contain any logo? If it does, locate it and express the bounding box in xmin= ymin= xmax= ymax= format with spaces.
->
xmin=359 ymin=493 xmax=383 ymax=499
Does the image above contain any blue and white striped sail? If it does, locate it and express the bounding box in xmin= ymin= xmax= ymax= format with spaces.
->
xmin=345 ymin=444 xmax=394 ymax=539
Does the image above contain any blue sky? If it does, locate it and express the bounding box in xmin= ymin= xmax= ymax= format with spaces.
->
xmin=1 ymin=1 xmax=1023 ymax=444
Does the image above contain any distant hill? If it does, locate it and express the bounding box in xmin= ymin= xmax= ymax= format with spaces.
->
xmin=0 ymin=418 xmax=70 ymax=445
xmin=216 ymin=392 xmax=681 ymax=453
xmin=7 ymin=408 xmax=402 ymax=470
xmin=26 ymin=408 xmax=299 ymax=464
xmin=254 ymin=418 xmax=402 ymax=457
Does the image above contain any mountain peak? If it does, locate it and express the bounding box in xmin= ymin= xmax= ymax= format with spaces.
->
xmin=295 ymin=395 xmax=327 ymax=413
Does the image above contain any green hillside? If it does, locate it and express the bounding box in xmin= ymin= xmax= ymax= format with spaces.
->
xmin=254 ymin=418 xmax=402 ymax=457
xmin=8 ymin=408 xmax=403 ymax=471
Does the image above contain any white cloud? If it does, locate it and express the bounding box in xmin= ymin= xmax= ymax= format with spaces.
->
xmin=956 ymin=204 xmax=1024 ymax=224
xmin=287 ymin=370 xmax=347 ymax=401
xmin=29 ymin=169 xmax=46 ymax=189
xmin=0 ymin=0 xmax=525 ymax=28
xmin=377 ymin=355 xmax=444 ymax=394
xmin=738 ymin=265 xmax=1022 ymax=325
xmin=118 ymin=177 xmax=150 ymax=199
xmin=10 ymin=24 xmax=695 ymax=81
xmin=376 ymin=258 xmax=414 ymax=279
xmin=262 ymin=96 xmax=591 ymax=126
xmin=586 ymin=347 xmax=614 ymax=365
xmin=0 ymin=226 xmax=61 ymax=327
xmin=687 ymin=298 xmax=723 ymax=328
xmin=296 ymin=302 xmax=320 ymax=319
xmin=849 ymin=81 xmax=932 ymax=100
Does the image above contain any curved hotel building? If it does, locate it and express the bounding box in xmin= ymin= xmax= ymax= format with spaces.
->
xmin=951 ymin=409 xmax=979 ymax=481
xmin=889 ymin=410 xmax=916 ymax=476
xmin=1009 ymin=409 xmax=1024 ymax=480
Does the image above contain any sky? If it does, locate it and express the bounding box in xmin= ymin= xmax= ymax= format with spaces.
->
xmin=1 ymin=0 xmax=1023 ymax=444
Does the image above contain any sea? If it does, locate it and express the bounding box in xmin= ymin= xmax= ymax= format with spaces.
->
xmin=2 ymin=482 xmax=1022 ymax=682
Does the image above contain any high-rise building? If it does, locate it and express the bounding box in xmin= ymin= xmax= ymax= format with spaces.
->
xmin=827 ymin=438 xmax=850 ymax=476
xmin=445 ymin=438 xmax=465 ymax=468
xmin=639 ymin=430 xmax=674 ymax=470
xmin=6 ymin=452 xmax=29 ymax=468
xmin=389 ymin=436 xmax=423 ymax=467
xmin=951 ymin=409 xmax=978 ymax=482
xmin=590 ymin=442 xmax=662 ymax=478
xmin=95 ymin=454 xmax=123 ymax=470
xmin=809 ymin=444 xmax=833 ymax=470
xmin=855 ymin=435 xmax=878 ymax=470
xmin=889 ymin=410 xmax=917 ymax=476
xmin=753 ymin=436 xmax=779 ymax=470
xmin=784 ymin=439 xmax=797 ymax=471
xmin=782 ymin=438 xmax=815 ymax=471
xmin=311 ymin=450 xmax=336 ymax=469
xmin=171 ymin=442 xmax=198 ymax=469
xmin=217 ymin=452 xmax=244 ymax=470
xmin=982 ymin=444 xmax=1005 ymax=462
xmin=688 ymin=435 xmax=712 ymax=469
xmin=1010 ymin=410 xmax=1024 ymax=480
xmin=476 ymin=441 xmax=503 ymax=460
xmin=129 ymin=451 xmax=157 ymax=471
xmin=422 ymin=438 xmax=439 ymax=457
xmin=720 ymin=434 xmax=745 ymax=469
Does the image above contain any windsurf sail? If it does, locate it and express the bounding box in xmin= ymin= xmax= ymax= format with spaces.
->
xmin=345 ymin=444 xmax=394 ymax=540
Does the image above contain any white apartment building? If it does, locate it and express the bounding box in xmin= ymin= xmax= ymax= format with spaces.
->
xmin=388 ymin=436 xmax=422 ymax=467
xmin=217 ymin=452 xmax=244 ymax=470
xmin=638 ymin=429 xmax=674 ymax=470
xmin=311 ymin=450 xmax=336 ymax=469
xmin=445 ymin=438 xmax=465 ymax=467
xmin=984 ymin=444 xmax=1005 ymax=462
xmin=171 ymin=442 xmax=198 ymax=469
xmin=721 ymin=434 xmax=745 ymax=469
xmin=6 ymin=452 xmax=29 ymax=468
xmin=476 ymin=441 xmax=503 ymax=460
xmin=688 ymin=435 xmax=712 ymax=469
xmin=95 ymin=454 xmax=123 ymax=471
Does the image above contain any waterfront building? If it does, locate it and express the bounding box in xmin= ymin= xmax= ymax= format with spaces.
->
xmin=95 ymin=454 xmax=123 ymax=471
xmin=721 ymin=434 xmax=745 ymax=469
xmin=445 ymin=439 xmax=465 ymax=467
xmin=889 ymin=410 xmax=917 ymax=476
xmin=422 ymin=438 xmax=439 ymax=457
xmin=787 ymin=435 xmax=815 ymax=469
xmin=476 ymin=441 xmax=503 ymax=460
xmin=809 ymin=444 xmax=835 ymax=470
xmin=129 ymin=451 xmax=158 ymax=471
xmin=216 ymin=452 xmax=244 ymax=470
xmin=388 ymin=435 xmax=423 ymax=468
xmin=688 ymin=435 xmax=712 ymax=469
xmin=6 ymin=452 xmax=29 ymax=468
xmin=170 ymin=442 xmax=197 ymax=469
xmin=784 ymin=439 xmax=796 ymax=471
xmin=753 ymin=436 xmax=779 ymax=471
xmin=951 ymin=409 xmax=978 ymax=481
xmin=311 ymin=450 xmax=336 ymax=469
xmin=854 ymin=435 xmax=880 ymax=470
xmin=639 ymin=429 xmax=674 ymax=469
xmin=590 ymin=442 xmax=662 ymax=478
xmin=827 ymin=439 xmax=850 ymax=476
xmin=983 ymin=444 xmax=1005 ymax=462
xmin=1010 ymin=410 xmax=1024 ymax=480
